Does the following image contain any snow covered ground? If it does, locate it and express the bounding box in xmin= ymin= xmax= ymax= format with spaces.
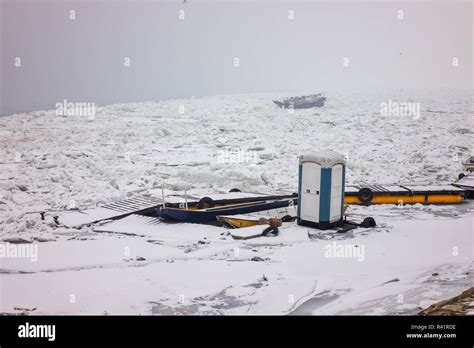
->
xmin=0 ymin=89 xmax=472 ymax=314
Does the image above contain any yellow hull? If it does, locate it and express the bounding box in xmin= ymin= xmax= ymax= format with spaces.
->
xmin=221 ymin=217 xmax=260 ymax=228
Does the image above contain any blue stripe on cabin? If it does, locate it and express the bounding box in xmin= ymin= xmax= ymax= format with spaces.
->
xmin=319 ymin=168 xmax=332 ymax=222
xmin=297 ymin=164 xmax=302 ymax=219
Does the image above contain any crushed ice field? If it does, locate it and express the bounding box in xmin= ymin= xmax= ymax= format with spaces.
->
xmin=0 ymin=90 xmax=473 ymax=315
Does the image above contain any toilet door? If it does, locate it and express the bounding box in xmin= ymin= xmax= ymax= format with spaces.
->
xmin=330 ymin=164 xmax=343 ymax=222
xmin=300 ymin=162 xmax=320 ymax=222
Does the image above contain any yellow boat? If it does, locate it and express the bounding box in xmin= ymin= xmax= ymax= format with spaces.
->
xmin=217 ymin=206 xmax=297 ymax=229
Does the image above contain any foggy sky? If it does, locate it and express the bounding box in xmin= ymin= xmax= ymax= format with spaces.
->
xmin=0 ymin=0 xmax=472 ymax=116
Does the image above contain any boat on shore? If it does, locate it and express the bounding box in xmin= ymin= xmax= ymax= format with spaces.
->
xmin=156 ymin=198 xmax=297 ymax=224
xmin=217 ymin=205 xmax=297 ymax=228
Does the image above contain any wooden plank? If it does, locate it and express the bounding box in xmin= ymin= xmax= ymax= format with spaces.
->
xmin=94 ymin=214 xmax=163 ymax=235
xmin=56 ymin=196 xmax=165 ymax=228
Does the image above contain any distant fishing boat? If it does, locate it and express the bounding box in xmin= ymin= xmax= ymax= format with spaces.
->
xmin=273 ymin=94 xmax=326 ymax=109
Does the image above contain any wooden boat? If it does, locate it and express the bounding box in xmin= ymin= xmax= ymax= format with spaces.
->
xmin=157 ymin=198 xmax=297 ymax=224
xmin=217 ymin=206 xmax=297 ymax=228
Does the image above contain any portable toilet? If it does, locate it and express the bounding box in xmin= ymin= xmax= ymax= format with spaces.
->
xmin=297 ymin=151 xmax=346 ymax=229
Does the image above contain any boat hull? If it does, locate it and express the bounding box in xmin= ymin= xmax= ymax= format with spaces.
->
xmin=157 ymin=199 xmax=295 ymax=224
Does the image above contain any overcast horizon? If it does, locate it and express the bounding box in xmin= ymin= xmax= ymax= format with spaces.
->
xmin=1 ymin=0 xmax=472 ymax=116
